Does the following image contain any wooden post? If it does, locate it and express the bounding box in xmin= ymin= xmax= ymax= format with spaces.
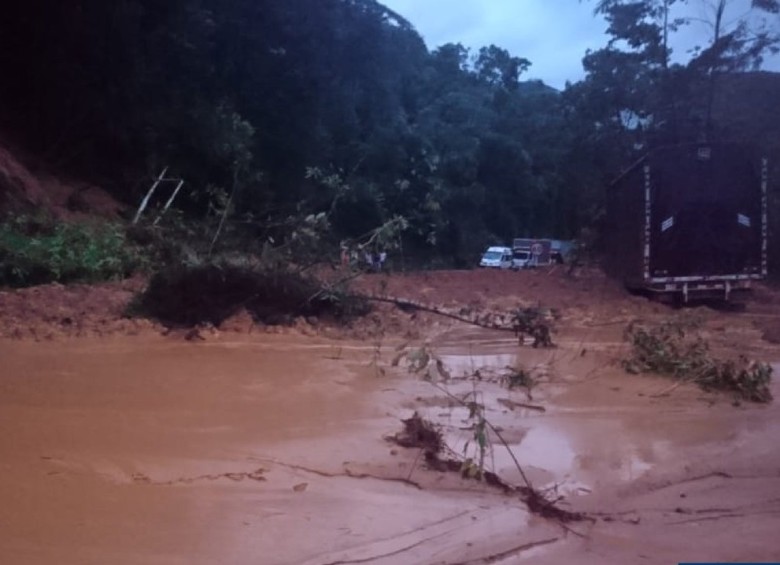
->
xmin=153 ymin=179 xmax=185 ymax=226
xmin=132 ymin=167 xmax=168 ymax=224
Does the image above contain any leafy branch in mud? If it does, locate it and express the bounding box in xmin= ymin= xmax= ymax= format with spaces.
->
xmin=511 ymin=307 xmax=556 ymax=347
xmin=502 ymin=366 xmax=536 ymax=394
xmin=391 ymin=343 xmax=451 ymax=381
xmin=623 ymin=321 xmax=773 ymax=403
xmin=450 ymin=390 xmax=492 ymax=481
xmin=391 ymin=412 xmax=445 ymax=455
xmin=389 ymin=407 xmax=586 ymax=524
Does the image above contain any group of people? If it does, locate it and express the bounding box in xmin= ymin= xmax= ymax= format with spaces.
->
xmin=340 ymin=244 xmax=388 ymax=272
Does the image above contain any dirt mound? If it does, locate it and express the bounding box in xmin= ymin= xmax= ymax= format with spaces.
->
xmin=135 ymin=265 xmax=372 ymax=328
xmin=0 ymin=276 xmax=158 ymax=339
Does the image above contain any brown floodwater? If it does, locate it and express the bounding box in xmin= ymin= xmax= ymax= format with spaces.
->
xmin=1 ymin=330 xmax=779 ymax=564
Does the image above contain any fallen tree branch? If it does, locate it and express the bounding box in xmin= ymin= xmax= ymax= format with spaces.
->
xmin=362 ymin=294 xmax=555 ymax=347
xmin=497 ymin=398 xmax=547 ymax=412
xmin=650 ymin=377 xmax=693 ymax=398
xmin=363 ymin=295 xmax=513 ymax=331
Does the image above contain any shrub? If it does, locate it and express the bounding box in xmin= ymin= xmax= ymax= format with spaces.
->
xmin=0 ymin=216 xmax=143 ymax=286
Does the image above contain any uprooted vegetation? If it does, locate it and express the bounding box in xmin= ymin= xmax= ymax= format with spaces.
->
xmin=391 ymin=412 xmax=445 ymax=454
xmin=511 ymin=307 xmax=556 ymax=347
xmin=131 ymin=263 xmax=371 ymax=327
xmin=391 ymin=344 xmax=452 ymax=381
xmin=623 ymin=320 xmax=773 ymax=403
xmin=389 ymin=411 xmax=585 ymax=524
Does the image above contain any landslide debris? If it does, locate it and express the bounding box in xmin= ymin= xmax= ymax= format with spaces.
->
xmin=132 ymin=264 xmax=371 ymax=327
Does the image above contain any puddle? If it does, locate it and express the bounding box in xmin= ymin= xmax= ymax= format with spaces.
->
xmin=428 ymin=347 xmax=679 ymax=498
xmin=437 ymin=353 xmax=518 ymax=378
xmin=438 ymin=410 xmax=664 ymax=497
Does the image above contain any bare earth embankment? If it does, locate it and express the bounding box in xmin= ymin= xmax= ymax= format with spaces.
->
xmin=2 ymin=268 xmax=780 ymax=564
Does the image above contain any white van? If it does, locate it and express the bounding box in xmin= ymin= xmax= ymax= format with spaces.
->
xmin=511 ymin=249 xmax=531 ymax=269
xmin=479 ymin=246 xmax=513 ymax=269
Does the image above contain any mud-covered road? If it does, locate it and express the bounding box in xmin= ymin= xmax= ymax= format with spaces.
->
xmin=2 ymin=269 xmax=780 ymax=564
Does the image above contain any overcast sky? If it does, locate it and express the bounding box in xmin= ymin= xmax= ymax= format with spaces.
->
xmin=380 ymin=0 xmax=780 ymax=89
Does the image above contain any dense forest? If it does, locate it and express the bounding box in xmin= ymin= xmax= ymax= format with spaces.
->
xmin=0 ymin=0 xmax=778 ymax=270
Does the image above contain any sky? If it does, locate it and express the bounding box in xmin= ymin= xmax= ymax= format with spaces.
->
xmin=380 ymin=0 xmax=780 ymax=90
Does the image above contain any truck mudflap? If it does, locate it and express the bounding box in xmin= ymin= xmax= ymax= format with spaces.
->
xmin=647 ymin=279 xmax=754 ymax=302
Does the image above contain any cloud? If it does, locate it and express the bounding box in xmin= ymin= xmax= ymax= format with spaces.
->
xmin=382 ymin=0 xmax=608 ymax=88
xmin=385 ymin=0 xmax=486 ymax=44
xmin=381 ymin=0 xmax=780 ymax=89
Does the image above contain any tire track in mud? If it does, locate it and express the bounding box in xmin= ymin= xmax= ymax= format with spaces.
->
xmin=309 ymin=512 xmax=473 ymax=565
xmin=450 ymin=536 xmax=561 ymax=565
xmin=246 ymin=455 xmax=578 ymax=564
xmin=590 ymin=476 xmax=780 ymax=527
xmin=300 ymin=507 xmax=560 ymax=565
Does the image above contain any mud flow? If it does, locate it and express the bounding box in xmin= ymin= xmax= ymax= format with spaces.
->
xmin=2 ymin=295 xmax=780 ymax=564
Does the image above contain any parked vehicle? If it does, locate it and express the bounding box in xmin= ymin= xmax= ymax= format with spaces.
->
xmin=479 ymin=246 xmax=513 ymax=269
xmin=604 ymin=143 xmax=767 ymax=301
xmin=512 ymin=238 xmax=552 ymax=267
xmin=511 ymin=249 xmax=531 ymax=269
xmin=550 ymin=239 xmax=574 ymax=263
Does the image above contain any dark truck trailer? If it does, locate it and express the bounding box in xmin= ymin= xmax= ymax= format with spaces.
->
xmin=605 ymin=143 xmax=767 ymax=301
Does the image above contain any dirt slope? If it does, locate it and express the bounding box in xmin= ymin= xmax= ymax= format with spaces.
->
xmin=0 ymin=140 xmax=124 ymax=219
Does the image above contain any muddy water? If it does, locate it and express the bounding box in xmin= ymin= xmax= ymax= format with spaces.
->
xmin=0 ymin=335 xmax=555 ymax=565
xmin=0 ymin=336 xmax=387 ymax=564
xmin=1 ymin=331 xmax=780 ymax=564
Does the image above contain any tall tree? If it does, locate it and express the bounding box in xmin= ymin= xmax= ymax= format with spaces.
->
xmin=686 ymin=0 xmax=780 ymax=134
xmin=580 ymin=0 xmax=780 ymax=147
